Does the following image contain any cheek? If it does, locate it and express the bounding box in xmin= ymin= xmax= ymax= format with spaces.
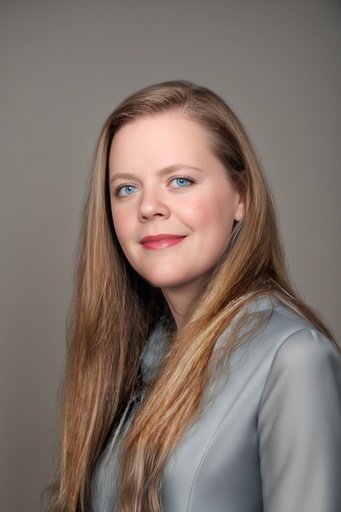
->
xmin=179 ymin=196 xmax=216 ymax=223
xmin=203 ymin=203 xmax=238 ymax=249
xmin=196 ymin=198 xmax=234 ymax=229
xmin=179 ymin=198 xmax=233 ymax=243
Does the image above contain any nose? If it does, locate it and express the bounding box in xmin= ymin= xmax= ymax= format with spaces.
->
xmin=138 ymin=188 xmax=171 ymax=221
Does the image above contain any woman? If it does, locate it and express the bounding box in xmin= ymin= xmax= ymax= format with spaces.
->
xmin=48 ymin=81 xmax=341 ymax=512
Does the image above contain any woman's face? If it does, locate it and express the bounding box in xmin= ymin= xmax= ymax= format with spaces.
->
xmin=108 ymin=114 xmax=244 ymax=304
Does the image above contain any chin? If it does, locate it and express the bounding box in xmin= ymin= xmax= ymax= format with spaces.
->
xmin=139 ymin=270 xmax=184 ymax=288
xmin=143 ymin=277 xmax=186 ymax=291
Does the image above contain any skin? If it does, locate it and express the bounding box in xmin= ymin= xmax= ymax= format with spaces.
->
xmin=109 ymin=114 xmax=245 ymax=327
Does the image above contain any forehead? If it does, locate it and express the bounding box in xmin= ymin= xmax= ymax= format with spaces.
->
xmin=109 ymin=114 xmax=214 ymax=172
xmin=112 ymin=113 xmax=210 ymax=146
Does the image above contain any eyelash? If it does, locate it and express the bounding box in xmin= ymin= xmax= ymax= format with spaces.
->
xmin=115 ymin=184 xmax=138 ymax=197
xmin=169 ymin=176 xmax=195 ymax=189
xmin=114 ymin=176 xmax=195 ymax=197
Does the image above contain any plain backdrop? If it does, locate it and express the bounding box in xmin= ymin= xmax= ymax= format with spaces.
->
xmin=1 ymin=0 xmax=340 ymax=510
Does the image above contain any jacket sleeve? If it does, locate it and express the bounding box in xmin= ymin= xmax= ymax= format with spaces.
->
xmin=258 ymin=328 xmax=341 ymax=512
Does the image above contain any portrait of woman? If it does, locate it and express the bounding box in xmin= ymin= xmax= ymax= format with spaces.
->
xmin=47 ymin=81 xmax=341 ymax=512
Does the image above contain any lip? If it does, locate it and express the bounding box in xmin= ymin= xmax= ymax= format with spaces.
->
xmin=139 ymin=234 xmax=186 ymax=250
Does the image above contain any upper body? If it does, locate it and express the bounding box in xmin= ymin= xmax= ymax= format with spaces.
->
xmin=92 ymin=298 xmax=341 ymax=512
xmin=48 ymin=81 xmax=341 ymax=512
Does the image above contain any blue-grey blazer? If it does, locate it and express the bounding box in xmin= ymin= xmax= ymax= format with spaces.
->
xmin=92 ymin=298 xmax=341 ymax=512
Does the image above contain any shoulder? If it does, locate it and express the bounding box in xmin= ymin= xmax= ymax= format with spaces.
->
xmin=257 ymin=300 xmax=341 ymax=422
xmin=243 ymin=297 xmax=339 ymax=358
xmin=227 ymin=297 xmax=339 ymax=368
xmin=263 ymin=301 xmax=340 ymax=375
xmin=267 ymin=325 xmax=339 ymax=377
xmin=226 ymin=297 xmax=341 ymax=401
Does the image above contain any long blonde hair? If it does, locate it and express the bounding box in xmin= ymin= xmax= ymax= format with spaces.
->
xmin=48 ymin=81 xmax=337 ymax=511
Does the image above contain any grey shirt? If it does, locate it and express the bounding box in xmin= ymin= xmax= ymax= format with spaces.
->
xmin=92 ymin=298 xmax=341 ymax=512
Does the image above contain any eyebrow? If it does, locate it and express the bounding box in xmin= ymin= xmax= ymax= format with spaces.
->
xmin=109 ymin=164 xmax=204 ymax=184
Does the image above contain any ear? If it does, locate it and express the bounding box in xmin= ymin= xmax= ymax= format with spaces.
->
xmin=234 ymin=193 xmax=245 ymax=222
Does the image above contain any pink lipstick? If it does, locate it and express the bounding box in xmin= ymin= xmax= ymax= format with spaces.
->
xmin=139 ymin=234 xmax=186 ymax=250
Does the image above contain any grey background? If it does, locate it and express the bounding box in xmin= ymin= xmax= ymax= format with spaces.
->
xmin=1 ymin=0 xmax=340 ymax=510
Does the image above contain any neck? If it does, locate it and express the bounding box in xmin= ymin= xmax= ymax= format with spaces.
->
xmin=161 ymin=282 xmax=202 ymax=329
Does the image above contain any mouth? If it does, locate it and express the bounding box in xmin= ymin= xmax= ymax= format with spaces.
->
xmin=139 ymin=234 xmax=186 ymax=250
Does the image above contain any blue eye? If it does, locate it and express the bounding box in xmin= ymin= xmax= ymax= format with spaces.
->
xmin=171 ymin=177 xmax=193 ymax=188
xmin=117 ymin=185 xmax=138 ymax=196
